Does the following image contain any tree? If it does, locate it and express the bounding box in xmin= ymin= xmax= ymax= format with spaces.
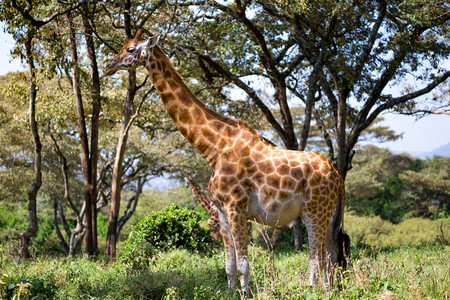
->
xmin=1 ymin=0 xmax=189 ymax=258
xmin=105 ymin=0 xmax=147 ymax=261
xmin=65 ymin=8 xmax=100 ymax=256
xmin=79 ymin=2 xmax=103 ymax=255
xmin=0 ymin=0 xmax=76 ymax=258
xmin=156 ymin=0 xmax=449 ymax=250
xmin=346 ymin=145 xmax=450 ymax=222
xmin=400 ymin=156 xmax=450 ymax=219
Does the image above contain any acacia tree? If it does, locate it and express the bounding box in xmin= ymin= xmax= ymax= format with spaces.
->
xmin=0 ymin=0 xmax=77 ymax=258
xmin=102 ymin=0 xmax=168 ymax=260
xmin=156 ymin=0 xmax=449 ymax=251
xmin=65 ymin=7 xmax=101 ymax=256
xmin=1 ymin=0 xmax=114 ymax=256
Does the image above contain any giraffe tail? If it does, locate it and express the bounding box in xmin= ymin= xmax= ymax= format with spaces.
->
xmin=336 ymin=179 xmax=350 ymax=271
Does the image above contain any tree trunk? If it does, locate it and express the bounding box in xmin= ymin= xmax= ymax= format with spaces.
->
xmin=116 ymin=177 xmax=144 ymax=239
xmin=105 ymin=69 xmax=137 ymax=260
xmin=50 ymin=132 xmax=86 ymax=256
xmin=53 ymin=200 xmax=69 ymax=254
xmin=66 ymin=11 xmax=95 ymax=256
xmin=80 ymin=2 xmax=102 ymax=255
xmin=331 ymin=93 xmax=351 ymax=270
xmin=105 ymin=0 xmax=139 ymax=261
xmin=20 ymin=32 xmax=42 ymax=259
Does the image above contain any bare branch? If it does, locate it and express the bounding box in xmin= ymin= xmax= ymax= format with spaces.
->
xmin=360 ymin=70 xmax=450 ymax=135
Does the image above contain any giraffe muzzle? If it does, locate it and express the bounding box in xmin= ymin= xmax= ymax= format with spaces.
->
xmin=104 ymin=62 xmax=118 ymax=76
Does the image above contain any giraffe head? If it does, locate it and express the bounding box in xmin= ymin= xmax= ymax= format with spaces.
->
xmin=104 ymin=29 xmax=159 ymax=76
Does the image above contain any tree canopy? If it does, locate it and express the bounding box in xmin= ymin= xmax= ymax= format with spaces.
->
xmin=0 ymin=0 xmax=448 ymax=257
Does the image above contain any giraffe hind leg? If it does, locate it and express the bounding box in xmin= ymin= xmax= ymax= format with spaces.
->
xmin=305 ymin=225 xmax=328 ymax=286
xmin=325 ymin=227 xmax=338 ymax=285
xmin=302 ymin=211 xmax=334 ymax=286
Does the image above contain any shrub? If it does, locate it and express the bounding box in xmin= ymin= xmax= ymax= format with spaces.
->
xmin=0 ymin=276 xmax=56 ymax=300
xmin=120 ymin=204 xmax=214 ymax=270
xmin=345 ymin=214 xmax=450 ymax=249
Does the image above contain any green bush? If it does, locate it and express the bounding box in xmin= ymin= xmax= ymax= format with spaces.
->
xmin=345 ymin=214 xmax=450 ymax=249
xmin=1 ymin=275 xmax=56 ymax=300
xmin=120 ymin=204 xmax=215 ymax=270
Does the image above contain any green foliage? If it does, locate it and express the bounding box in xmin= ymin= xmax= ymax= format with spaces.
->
xmin=0 ymin=202 xmax=71 ymax=257
xmin=0 ymin=275 xmax=56 ymax=300
xmin=120 ymin=204 xmax=215 ymax=271
xmin=96 ymin=213 xmax=109 ymax=241
xmin=1 ymin=235 xmax=448 ymax=299
xmin=0 ymin=204 xmax=28 ymax=241
xmin=31 ymin=216 xmax=61 ymax=256
xmin=118 ymin=187 xmax=198 ymax=237
xmin=345 ymin=214 xmax=449 ymax=249
xmin=346 ymin=145 xmax=450 ymax=222
xmin=400 ymin=156 xmax=450 ymax=219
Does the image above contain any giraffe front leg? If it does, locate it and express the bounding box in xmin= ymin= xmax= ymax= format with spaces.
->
xmin=227 ymin=208 xmax=250 ymax=296
xmin=217 ymin=207 xmax=237 ymax=288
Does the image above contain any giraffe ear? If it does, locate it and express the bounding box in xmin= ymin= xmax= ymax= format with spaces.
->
xmin=135 ymin=29 xmax=144 ymax=40
xmin=146 ymin=35 xmax=160 ymax=48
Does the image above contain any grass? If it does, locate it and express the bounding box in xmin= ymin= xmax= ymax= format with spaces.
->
xmin=1 ymin=188 xmax=448 ymax=299
xmin=1 ymin=241 xmax=448 ymax=299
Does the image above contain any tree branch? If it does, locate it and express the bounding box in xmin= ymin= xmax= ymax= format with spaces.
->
xmin=12 ymin=0 xmax=80 ymax=29
xmin=211 ymin=0 xmax=278 ymax=75
xmin=361 ymin=70 xmax=450 ymax=130
xmin=353 ymin=0 xmax=386 ymax=81
xmin=179 ymin=44 xmax=286 ymax=140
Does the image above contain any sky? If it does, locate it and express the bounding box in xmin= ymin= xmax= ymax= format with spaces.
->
xmin=1 ymin=25 xmax=449 ymax=156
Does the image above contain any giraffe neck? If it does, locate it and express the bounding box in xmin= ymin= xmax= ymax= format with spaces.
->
xmin=145 ymin=46 xmax=245 ymax=167
xmin=186 ymin=174 xmax=215 ymax=216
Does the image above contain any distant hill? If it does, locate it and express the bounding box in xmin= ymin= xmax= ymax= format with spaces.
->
xmin=409 ymin=142 xmax=450 ymax=159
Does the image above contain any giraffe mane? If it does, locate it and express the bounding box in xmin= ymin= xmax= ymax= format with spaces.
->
xmin=153 ymin=46 xmax=266 ymax=143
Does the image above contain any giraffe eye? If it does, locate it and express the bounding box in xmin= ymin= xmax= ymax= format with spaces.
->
xmin=127 ymin=47 xmax=136 ymax=53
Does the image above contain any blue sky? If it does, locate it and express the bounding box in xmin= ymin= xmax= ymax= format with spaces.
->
xmin=1 ymin=25 xmax=449 ymax=155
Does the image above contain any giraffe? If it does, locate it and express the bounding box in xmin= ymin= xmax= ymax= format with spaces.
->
xmin=185 ymin=172 xmax=222 ymax=241
xmin=185 ymin=172 xmax=253 ymax=243
xmin=105 ymin=29 xmax=347 ymax=295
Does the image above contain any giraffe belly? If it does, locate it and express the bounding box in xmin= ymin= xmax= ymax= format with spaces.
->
xmin=246 ymin=190 xmax=301 ymax=227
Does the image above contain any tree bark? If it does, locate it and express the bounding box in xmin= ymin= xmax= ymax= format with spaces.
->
xmin=66 ymin=10 xmax=95 ymax=256
xmin=50 ymin=132 xmax=86 ymax=256
xmin=80 ymin=2 xmax=102 ymax=255
xmin=105 ymin=69 xmax=137 ymax=260
xmin=105 ymin=0 xmax=156 ymax=260
xmin=105 ymin=0 xmax=139 ymax=261
xmin=20 ymin=31 xmax=42 ymax=259
xmin=53 ymin=200 xmax=69 ymax=254
xmin=116 ymin=177 xmax=145 ymax=239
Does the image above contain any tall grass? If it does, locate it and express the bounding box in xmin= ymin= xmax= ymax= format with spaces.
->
xmin=1 ymin=243 xmax=448 ymax=299
xmin=1 ymin=210 xmax=448 ymax=299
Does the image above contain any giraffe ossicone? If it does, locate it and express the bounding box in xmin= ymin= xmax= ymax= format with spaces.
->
xmin=105 ymin=29 xmax=347 ymax=295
